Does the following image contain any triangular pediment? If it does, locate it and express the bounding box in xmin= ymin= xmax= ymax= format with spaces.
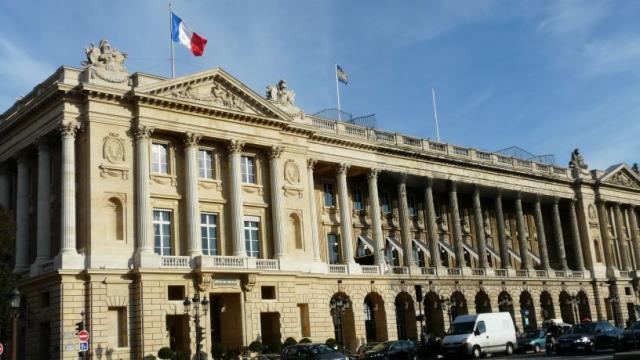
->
xmin=135 ymin=68 xmax=292 ymax=121
xmin=600 ymin=164 xmax=640 ymax=189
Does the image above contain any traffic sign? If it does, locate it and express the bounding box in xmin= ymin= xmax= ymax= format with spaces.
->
xmin=0 ymin=342 xmax=4 ymax=356
xmin=79 ymin=341 xmax=89 ymax=352
xmin=78 ymin=330 xmax=89 ymax=342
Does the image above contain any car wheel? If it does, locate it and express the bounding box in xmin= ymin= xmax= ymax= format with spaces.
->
xmin=472 ymin=346 xmax=482 ymax=359
xmin=534 ymin=344 xmax=541 ymax=353
xmin=505 ymin=343 xmax=514 ymax=356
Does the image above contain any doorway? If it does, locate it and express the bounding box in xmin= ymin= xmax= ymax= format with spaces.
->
xmin=166 ymin=315 xmax=190 ymax=358
xmin=260 ymin=312 xmax=282 ymax=346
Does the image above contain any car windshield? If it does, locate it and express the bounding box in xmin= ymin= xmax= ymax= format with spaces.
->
xmin=449 ymin=322 xmax=476 ymax=335
xmin=310 ymin=345 xmax=334 ymax=354
xmin=568 ymin=324 xmax=596 ymax=334
xmin=523 ymin=330 xmax=540 ymax=338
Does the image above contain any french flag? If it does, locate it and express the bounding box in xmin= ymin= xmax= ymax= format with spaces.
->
xmin=171 ymin=12 xmax=208 ymax=56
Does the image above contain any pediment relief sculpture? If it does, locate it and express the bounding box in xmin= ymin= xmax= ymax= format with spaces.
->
xmin=605 ymin=170 xmax=640 ymax=189
xmin=170 ymin=81 xmax=256 ymax=114
xmin=82 ymin=39 xmax=130 ymax=84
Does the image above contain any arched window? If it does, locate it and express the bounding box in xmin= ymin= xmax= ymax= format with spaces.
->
xmin=105 ymin=197 xmax=124 ymax=241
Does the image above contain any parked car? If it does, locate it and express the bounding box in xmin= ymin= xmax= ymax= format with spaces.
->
xmin=516 ymin=329 xmax=546 ymax=353
xmin=363 ymin=340 xmax=416 ymax=360
xmin=622 ymin=320 xmax=640 ymax=350
xmin=440 ymin=312 xmax=516 ymax=359
xmin=351 ymin=343 xmax=379 ymax=360
xmin=281 ymin=344 xmax=348 ymax=360
xmin=418 ymin=333 xmax=442 ymax=357
xmin=556 ymin=321 xmax=623 ymax=355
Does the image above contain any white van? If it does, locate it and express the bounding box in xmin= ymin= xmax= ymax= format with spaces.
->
xmin=440 ymin=312 xmax=516 ymax=359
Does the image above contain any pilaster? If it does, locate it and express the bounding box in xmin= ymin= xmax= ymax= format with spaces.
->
xmin=268 ymin=145 xmax=285 ymax=259
xmin=228 ymin=139 xmax=247 ymax=257
xmin=184 ymin=132 xmax=202 ymax=257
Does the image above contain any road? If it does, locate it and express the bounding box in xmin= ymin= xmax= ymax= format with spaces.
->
xmin=426 ymin=350 xmax=616 ymax=360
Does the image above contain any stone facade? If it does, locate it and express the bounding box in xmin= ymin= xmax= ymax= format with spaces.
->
xmin=1 ymin=41 xmax=640 ymax=359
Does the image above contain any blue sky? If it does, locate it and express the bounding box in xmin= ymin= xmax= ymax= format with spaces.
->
xmin=1 ymin=0 xmax=639 ymax=169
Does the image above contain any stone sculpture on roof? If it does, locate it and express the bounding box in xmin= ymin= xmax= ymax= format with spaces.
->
xmin=265 ymin=79 xmax=300 ymax=114
xmin=82 ymin=39 xmax=130 ymax=84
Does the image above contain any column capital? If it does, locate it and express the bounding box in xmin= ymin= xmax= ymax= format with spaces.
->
xmin=473 ymin=184 xmax=481 ymax=196
xmin=448 ymin=180 xmax=457 ymax=192
xmin=132 ymin=125 xmax=154 ymax=140
xmin=227 ymin=139 xmax=245 ymax=154
xmin=268 ymin=145 xmax=284 ymax=160
xmin=36 ymin=136 xmax=54 ymax=150
xmin=496 ymin=187 xmax=503 ymax=198
xmin=613 ymin=202 xmax=621 ymax=209
xmin=183 ymin=132 xmax=202 ymax=147
xmin=552 ymin=196 xmax=560 ymax=205
xmin=367 ymin=168 xmax=380 ymax=180
xmin=534 ymin=194 xmax=542 ymax=203
xmin=337 ymin=162 xmax=350 ymax=175
xmin=515 ymin=190 xmax=522 ymax=200
xmin=307 ymin=158 xmax=317 ymax=170
xmin=398 ymin=172 xmax=407 ymax=183
xmin=60 ymin=121 xmax=80 ymax=137
xmin=425 ymin=176 xmax=435 ymax=187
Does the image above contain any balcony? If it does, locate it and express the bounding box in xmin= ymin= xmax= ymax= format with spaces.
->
xmin=161 ymin=256 xmax=191 ymax=268
xmin=361 ymin=265 xmax=380 ymax=275
xmin=328 ymin=264 xmax=348 ymax=274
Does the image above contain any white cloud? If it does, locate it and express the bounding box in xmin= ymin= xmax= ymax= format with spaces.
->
xmin=580 ymin=35 xmax=640 ymax=76
xmin=538 ymin=0 xmax=609 ymax=37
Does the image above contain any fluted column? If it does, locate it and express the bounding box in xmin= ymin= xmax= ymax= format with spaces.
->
xmin=268 ymin=146 xmax=285 ymax=259
xmin=596 ymin=199 xmax=614 ymax=269
xmin=184 ymin=132 xmax=202 ymax=257
xmin=397 ymin=174 xmax=414 ymax=267
xmin=0 ymin=163 xmax=9 ymax=211
xmin=628 ymin=206 xmax=640 ymax=270
xmin=14 ymin=153 xmax=29 ymax=272
xmin=495 ymin=189 xmax=510 ymax=269
xmin=367 ymin=168 xmax=385 ymax=266
xmin=424 ymin=178 xmax=440 ymax=267
xmin=134 ymin=125 xmax=154 ymax=255
xmin=448 ymin=181 xmax=465 ymax=267
xmin=551 ymin=197 xmax=569 ymax=271
xmin=307 ymin=159 xmax=321 ymax=261
xmin=515 ymin=192 xmax=532 ymax=270
xmin=228 ymin=140 xmax=247 ymax=257
xmin=36 ymin=140 xmax=52 ymax=262
xmin=534 ymin=196 xmax=551 ymax=270
xmin=337 ymin=163 xmax=355 ymax=265
xmin=472 ymin=185 xmax=488 ymax=269
xmin=614 ymin=204 xmax=631 ymax=271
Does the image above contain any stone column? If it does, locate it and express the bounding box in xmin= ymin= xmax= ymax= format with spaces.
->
xmin=184 ymin=132 xmax=202 ymax=257
xmin=0 ymin=163 xmax=9 ymax=211
xmin=35 ymin=140 xmax=52 ymax=262
xmin=596 ymin=199 xmax=615 ymax=269
xmin=367 ymin=168 xmax=385 ymax=266
xmin=397 ymin=174 xmax=415 ymax=268
xmin=134 ymin=125 xmax=154 ymax=257
xmin=268 ymin=146 xmax=285 ymax=259
xmin=14 ymin=153 xmax=29 ymax=272
xmin=307 ymin=159 xmax=321 ymax=261
xmin=472 ymin=185 xmax=488 ymax=269
xmin=551 ymin=197 xmax=569 ymax=271
xmin=628 ymin=206 xmax=640 ymax=270
xmin=57 ymin=121 xmax=83 ymax=268
xmin=336 ymin=163 xmax=356 ymax=266
xmin=569 ymin=198 xmax=586 ymax=271
xmin=424 ymin=177 xmax=441 ymax=268
xmin=448 ymin=181 xmax=465 ymax=267
xmin=228 ymin=140 xmax=247 ymax=257
xmin=614 ymin=204 xmax=631 ymax=271
xmin=515 ymin=192 xmax=532 ymax=270
xmin=534 ymin=196 xmax=551 ymax=270
xmin=495 ymin=189 xmax=511 ymax=269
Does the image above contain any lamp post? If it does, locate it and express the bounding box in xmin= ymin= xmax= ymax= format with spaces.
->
xmin=568 ymin=293 xmax=580 ymax=325
xmin=9 ymin=288 xmax=20 ymax=360
xmin=184 ymin=291 xmax=209 ymax=360
xmin=609 ymin=294 xmax=620 ymax=327
xmin=330 ymin=294 xmax=350 ymax=349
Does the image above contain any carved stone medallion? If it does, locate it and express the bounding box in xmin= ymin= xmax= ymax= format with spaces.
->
xmin=588 ymin=204 xmax=597 ymax=220
xmin=284 ymin=159 xmax=300 ymax=185
xmin=103 ymin=133 xmax=125 ymax=163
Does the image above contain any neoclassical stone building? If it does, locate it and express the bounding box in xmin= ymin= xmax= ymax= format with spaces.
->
xmin=2 ymin=41 xmax=640 ymax=359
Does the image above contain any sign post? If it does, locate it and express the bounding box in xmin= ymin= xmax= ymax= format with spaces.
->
xmin=78 ymin=330 xmax=89 ymax=342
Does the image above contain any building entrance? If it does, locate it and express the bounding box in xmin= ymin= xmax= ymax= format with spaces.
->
xmin=166 ymin=315 xmax=190 ymax=358
xmin=211 ymin=293 xmax=244 ymax=353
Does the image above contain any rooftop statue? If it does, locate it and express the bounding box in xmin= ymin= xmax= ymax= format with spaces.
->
xmin=265 ymin=79 xmax=300 ymax=114
xmin=633 ymin=163 xmax=639 ymax=175
xmin=568 ymin=148 xmax=588 ymax=170
xmin=82 ymin=39 xmax=130 ymax=84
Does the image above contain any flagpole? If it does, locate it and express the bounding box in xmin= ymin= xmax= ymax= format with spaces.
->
xmin=169 ymin=3 xmax=175 ymax=78
xmin=335 ymin=64 xmax=342 ymax=121
xmin=431 ymin=87 xmax=440 ymax=142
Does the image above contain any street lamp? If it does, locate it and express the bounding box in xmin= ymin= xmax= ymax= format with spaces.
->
xmin=184 ymin=291 xmax=209 ymax=360
xmin=330 ymin=295 xmax=350 ymax=349
xmin=609 ymin=294 xmax=620 ymax=327
xmin=9 ymin=288 xmax=21 ymax=360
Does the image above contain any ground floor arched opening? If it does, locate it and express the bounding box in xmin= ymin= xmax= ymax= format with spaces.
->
xmin=450 ymin=291 xmax=468 ymax=322
xmin=498 ymin=291 xmax=515 ymax=324
xmin=559 ymin=291 xmax=575 ymax=324
xmin=475 ymin=291 xmax=492 ymax=314
xmin=364 ymin=292 xmax=388 ymax=343
xmin=540 ymin=291 xmax=555 ymax=321
xmin=577 ymin=291 xmax=591 ymax=322
xmin=330 ymin=292 xmax=357 ymax=351
xmin=424 ymin=291 xmax=445 ymax=337
xmin=520 ymin=291 xmax=537 ymax=330
xmin=395 ymin=292 xmax=418 ymax=340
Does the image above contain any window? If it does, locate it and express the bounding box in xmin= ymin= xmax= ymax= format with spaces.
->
xmin=151 ymin=143 xmax=168 ymax=174
xmin=353 ymin=188 xmax=364 ymax=211
xmin=198 ymin=149 xmax=214 ymax=179
xmin=476 ymin=321 xmax=486 ymax=334
xmin=261 ymin=286 xmax=276 ymax=300
xmin=241 ymin=155 xmax=256 ymax=183
xmin=380 ymin=192 xmax=391 ymax=214
xmin=153 ymin=210 xmax=172 ymax=255
xmin=413 ymin=242 xmax=425 ymax=267
xmin=324 ymin=183 xmax=336 ymax=208
xmin=201 ymin=213 xmax=218 ymax=255
xmin=327 ymin=233 xmax=341 ymax=264
xmin=167 ymin=286 xmax=185 ymax=301
xmin=385 ymin=240 xmax=399 ymax=266
xmin=244 ymin=216 xmax=260 ymax=257
xmin=356 ymin=239 xmax=372 ymax=257
xmin=298 ymin=304 xmax=311 ymax=337
xmin=108 ymin=307 xmax=128 ymax=348
xmin=407 ymin=195 xmax=417 ymax=216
